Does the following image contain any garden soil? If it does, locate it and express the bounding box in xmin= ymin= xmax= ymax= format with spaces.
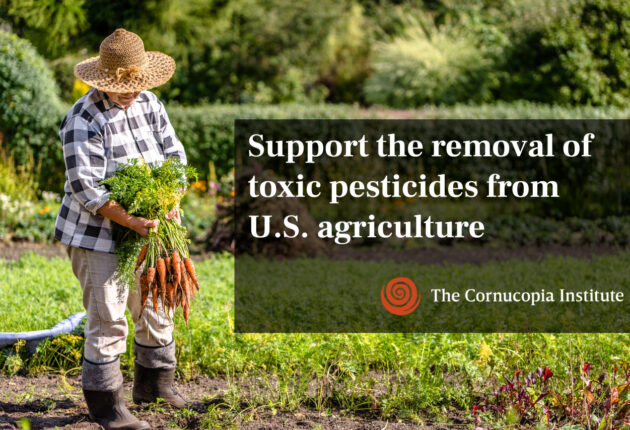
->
xmin=0 ymin=374 xmax=468 ymax=429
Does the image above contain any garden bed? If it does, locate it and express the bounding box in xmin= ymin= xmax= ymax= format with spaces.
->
xmin=0 ymin=373 xmax=468 ymax=429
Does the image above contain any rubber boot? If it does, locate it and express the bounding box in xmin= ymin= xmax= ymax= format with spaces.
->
xmin=132 ymin=363 xmax=188 ymax=408
xmin=83 ymin=386 xmax=150 ymax=430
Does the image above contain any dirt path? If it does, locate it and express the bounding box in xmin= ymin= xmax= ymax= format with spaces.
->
xmin=0 ymin=243 xmax=67 ymax=260
xmin=0 ymin=374 xmax=467 ymax=429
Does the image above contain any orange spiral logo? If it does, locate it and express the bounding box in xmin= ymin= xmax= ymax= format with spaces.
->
xmin=381 ymin=277 xmax=420 ymax=316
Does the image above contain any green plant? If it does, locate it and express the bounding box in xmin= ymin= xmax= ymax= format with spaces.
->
xmin=316 ymin=3 xmax=372 ymax=103
xmin=0 ymin=148 xmax=38 ymax=225
xmin=0 ymin=0 xmax=88 ymax=58
xmin=101 ymin=158 xmax=197 ymax=289
xmin=475 ymin=363 xmax=630 ymax=428
xmin=365 ymin=22 xmax=495 ymax=107
xmin=30 ymin=334 xmax=84 ymax=373
xmin=541 ymin=0 xmax=630 ymax=106
xmin=0 ymin=31 xmax=65 ymax=190
xmin=167 ymin=103 xmax=360 ymax=179
xmin=48 ymin=53 xmax=90 ymax=103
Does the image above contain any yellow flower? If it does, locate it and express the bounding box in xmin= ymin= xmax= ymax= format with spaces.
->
xmin=230 ymin=190 xmax=235 ymax=197
xmin=476 ymin=341 xmax=493 ymax=367
xmin=72 ymin=79 xmax=91 ymax=101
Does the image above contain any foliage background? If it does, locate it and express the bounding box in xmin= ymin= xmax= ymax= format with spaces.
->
xmin=0 ymin=2 xmax=629 ymax=427
xmin=1 ymin=0 xmax=629 ymax=190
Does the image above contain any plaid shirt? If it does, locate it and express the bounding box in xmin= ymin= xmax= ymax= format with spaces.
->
xmin=54 ymin=88 xmax=187 ymax=253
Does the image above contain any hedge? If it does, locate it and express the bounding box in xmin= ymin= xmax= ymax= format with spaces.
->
xmin=168 ymin=101 xmax=630 ymax=180
xmin=0 ymin=31 xmax=66 ymax=189
xmin=5 ymin=95 xmax=628 ymax=194
xmin=167 ymin=103 xmax=362 ymax=179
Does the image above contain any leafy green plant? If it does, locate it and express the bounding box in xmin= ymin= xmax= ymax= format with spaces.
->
xmin=1 ymin=0 xmax=88 ymax=58
xmin=364 ymin=18 xmax=496 ymax=107
xmin=474 ymin=363 xmax=630 ymax=429
xmin=102 ymin=158 xmax=197 ymax=289
xmin=167 ymin=103 xmax=359 ymax=179
xmin=540 ymin=0 xmax=630 ymax=106
xmin=0 ymin=340 xmax=26 ymax=376
xmin=30 ymin=334 xmax=84 ymax=374
xmin=49 ymin=53 xmax=90 ymax=103
xmin=0 ymin=30 xmax=65 ymax=190
xmin=0 ymin=147 xmax=39 ymax=227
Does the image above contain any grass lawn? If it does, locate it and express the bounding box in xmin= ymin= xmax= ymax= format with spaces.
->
xmin=2 ymin=251 xmax=630 ymax=425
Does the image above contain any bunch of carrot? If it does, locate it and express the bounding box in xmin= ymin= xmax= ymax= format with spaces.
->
xmin=101 ymin=158 xmax=199 ymax=323
xmin=135 ymin=219 xmax=199 ymax=323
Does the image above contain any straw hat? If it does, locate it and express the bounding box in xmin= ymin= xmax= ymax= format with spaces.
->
xmin=74 ymin=28 xmax=175 ymax=93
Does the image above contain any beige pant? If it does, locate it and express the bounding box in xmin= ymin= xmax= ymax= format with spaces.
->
xmin=67 ymin=245 xmax=174 ymax=363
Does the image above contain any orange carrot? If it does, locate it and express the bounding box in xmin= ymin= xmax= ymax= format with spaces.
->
xmin=165 ymin=257 xmax=172 ymax=282
xmin=187 ymin=273 xmax=197 ymax=297
xmin=159 ymin=280 xmax=166 ymax=311
xmin=184 ymin=258 xmax=199 ymax=291
xmin=180 ymin=284 xmax=189 ymax=323
xmin=139 ymin=273 xmax=149 ymax=315
xmin=166 ymin=282 xmax=175 ymax=312
xmin=181 ymin=260 xmax=193 ymax=300
xmin=183 ymin=301 xmax=190 ymax=324
xmin=146 ymin=267 xmax=156 ymax=286
xmin=156 ymin=258 xmax=166 ymax=294
xmin=135 ymin=245 xmax=148 ymax=271
xmin=171 ymin=252 xmax=181 ymax=288
xmin=152 ymin=278 xmax=158 ymax=313
xmin=181 ymin=270 xmax=189 ymax=303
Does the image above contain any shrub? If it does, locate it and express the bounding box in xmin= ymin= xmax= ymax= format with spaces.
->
xmin=540 ymin=0 xmax=630 ymax=106
xmin=0 ymin=0 xmax=88 ymax=59
xmin=413 ymin=101 xmax=630 ymax=119
xmin=0 ymin=31 xmax=65 ymax=189
xmin=167 ymin=103 xmax=360 ymax=179
xmin=49 ymin=52 xmax=89 ymax=103
xmin=168 ymin=100 xmax=630 ymax=185
xmin=0 ymin=146 xmax=58 ymax=242
xmin=317 ymin=3 xmax=372 ymax=103
xmin=364 ymin=25 xmax=495 ymax=107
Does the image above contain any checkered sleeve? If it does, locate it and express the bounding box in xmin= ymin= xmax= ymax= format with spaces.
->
xmin=61 ymin=115 xmax=111 ymax=215
xmin=158 ymin=100 xmax=187 ymax=164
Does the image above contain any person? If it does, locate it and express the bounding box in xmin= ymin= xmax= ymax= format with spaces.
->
xmin=55 ymin=28 xmax=188 ymax=430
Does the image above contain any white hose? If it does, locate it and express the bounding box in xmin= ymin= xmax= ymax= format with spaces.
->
xmin=0 ymin=312 xmax=86 ymax=354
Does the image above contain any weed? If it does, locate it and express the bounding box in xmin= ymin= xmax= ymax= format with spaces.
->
xmin=474 ymin=362 xmax=630 ymax=428
xmin=174 ymin=408 xmax=198 ymax=419
xmin=17 ymin=418 xmax=31 ymax=430
xmin=147 ymin=398 xmax=167 ymax=414
xmin=14 ymin=386 xmax=34 ymax=403
xmin=30 ymin=334 xmax=84 ymax=374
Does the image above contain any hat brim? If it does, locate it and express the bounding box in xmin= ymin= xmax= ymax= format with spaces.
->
xmin=74 ymin=51 xmax=175 ymax=93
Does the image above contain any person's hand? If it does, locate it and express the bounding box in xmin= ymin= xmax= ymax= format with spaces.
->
xmin=165 ymin=206 xmax=181 ymax=225
xmin=131 ymin=216 xmax=160 ymax=237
